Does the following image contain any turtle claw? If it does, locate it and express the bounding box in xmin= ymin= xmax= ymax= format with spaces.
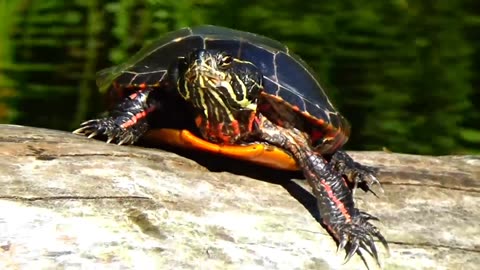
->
xmin=337 ymin=238 xmax=347 ymax=253
xmin=117 ymin=136 xmax=130 ymax=145
xmin=106 ymin=136 xmax=114 ymax=144
xmin=360 ymin=211 xmax=380 ymax=222
xmin=349 ymin=165 xmax=381 ymax=196
xmin=333 ymin=214 xmax=388 ymax=267
xmin=72 ymin=125 xmax=90 ymax=135
xmin=330 ymin=151 xmax=383 ymax=195
xmin=72 ymin=117 xmax=139 ymax=145
xmin=87 ymin=131 xmax=98 ymax=139
xmin=362 ymin=173 xmax=383 ymax=194
xmin=344 ymin=239 xmax=359 ymax=263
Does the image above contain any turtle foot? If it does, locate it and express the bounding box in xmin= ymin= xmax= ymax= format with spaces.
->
xmin=330 ymin=150 xmax=382 ymax=195
xmin=73 ymin=117 xmax=143 ymax=145
xmin=333 ymin=212 xmax=389 ymax=267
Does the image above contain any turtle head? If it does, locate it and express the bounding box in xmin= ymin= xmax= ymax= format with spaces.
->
xmin=175 ymin=49 xmax=263 ymax=143
xmin=177 ymin=49 xmax=262 ymax=112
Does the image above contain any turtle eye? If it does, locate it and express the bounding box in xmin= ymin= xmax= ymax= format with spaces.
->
xmin=219 ymin=55 xmax=233 ymax=67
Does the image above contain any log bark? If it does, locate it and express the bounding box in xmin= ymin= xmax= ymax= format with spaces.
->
xmin=0 ymin=124 xmax=479 ymax=270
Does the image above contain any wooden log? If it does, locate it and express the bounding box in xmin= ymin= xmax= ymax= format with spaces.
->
xmin=0 ymin=124 xmax=478 ymax=269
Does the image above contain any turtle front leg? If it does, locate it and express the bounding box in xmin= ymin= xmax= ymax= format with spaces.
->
xmin=254 ymin=117 xmax=388 ymax=265
xmin=73 ymin=88 xmax=158 ymax=145
xmin=329 ymin=150 xmax=382 ymax=195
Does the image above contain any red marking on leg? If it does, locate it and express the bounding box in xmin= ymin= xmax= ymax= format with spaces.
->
xmin=121 ymin=111 xmax=145 ymax=128
xmin=120 ymin=106 xmax=156 ymax=129
xmin=138 ymin=83 xmax=147 ymax=89
xmin=320 ymin=179 xmax=352 ymax=222
xmin=129 ymin=92 xmax=138 ymax=99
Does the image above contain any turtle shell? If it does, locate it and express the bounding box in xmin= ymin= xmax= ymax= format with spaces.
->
xmin=98 ymin=25 xmax=350 ymax=154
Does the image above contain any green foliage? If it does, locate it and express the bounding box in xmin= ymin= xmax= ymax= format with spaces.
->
xmin=1 ymin=0 xmax=101 ymax=128
xmin=0 ymin=0 xmax=479 ymax=155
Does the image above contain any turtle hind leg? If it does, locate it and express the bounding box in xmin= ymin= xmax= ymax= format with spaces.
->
xmin=329 ymin=150 xmax=383 ymax=195
xmin=73 ymin=88 xmax=158 ymax=145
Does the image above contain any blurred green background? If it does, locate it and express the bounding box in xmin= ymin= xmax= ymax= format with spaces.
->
xmin=0 ymin=0 xmax=479 ymax=155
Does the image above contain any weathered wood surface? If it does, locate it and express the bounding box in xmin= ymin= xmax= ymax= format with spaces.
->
xmin=0 ymin=124 xmax=479 ymax=270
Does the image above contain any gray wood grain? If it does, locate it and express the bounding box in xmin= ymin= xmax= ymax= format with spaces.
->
xmin=0 ymin=124 xmax=478 ymax=270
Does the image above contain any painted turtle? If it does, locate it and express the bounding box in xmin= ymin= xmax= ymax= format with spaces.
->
xmin=74 ymin=25 xmax=388 ymax=265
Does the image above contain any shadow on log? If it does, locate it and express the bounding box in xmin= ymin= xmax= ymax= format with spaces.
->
xmin=0 ymin=124 xmax=479 ymax=269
